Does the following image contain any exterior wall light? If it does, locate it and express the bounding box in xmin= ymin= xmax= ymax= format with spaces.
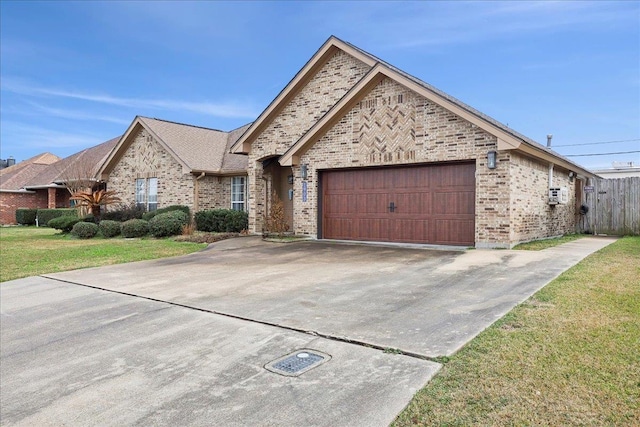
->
xmin=301 ymin=164 xmax=308 ymax=180
xmin=487 ymin=151 xmax=497 ymax=169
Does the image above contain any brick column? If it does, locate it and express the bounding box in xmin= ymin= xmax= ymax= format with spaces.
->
xmin=48 ymin=188 xmax=56 ymax=208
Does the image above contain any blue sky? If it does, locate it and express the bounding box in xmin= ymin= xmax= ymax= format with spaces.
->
xmin=1 ymin=0 xmax=638 ymax=169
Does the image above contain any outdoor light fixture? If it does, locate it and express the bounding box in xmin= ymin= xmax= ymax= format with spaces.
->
xmin=568 ymin=171 xmax=575 ymax=182
xmin=487 ymin=151 xmax=497 ymax=169
xmin=301 ymin=164 xmax=308 ymax=179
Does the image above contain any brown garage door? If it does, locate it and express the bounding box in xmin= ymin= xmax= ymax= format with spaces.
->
xmin=321 ymin=162 xmax=475 ymax=245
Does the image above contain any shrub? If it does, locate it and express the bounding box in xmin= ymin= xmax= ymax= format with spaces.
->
xmin=36 ymin=209 xmax=76 ymax=226
xmin=142 ymin=205 xmax=190 ymax=222
xmin=99 ymin=220 xmax=121 ymax=238
xmin=102 ymin=203 xmax=145 ymax=222
xmin=82 ymin=214 xmax=96 ymax=223
xmin=48 ymin=216 xmax=82 ymax=233
xmin=225 ymin=210 xmax=249 ymax=232
xmin=195 ymin=209 xmax=248 ymax=233
xmin=15 ymin=208 xmax=37 ymax=225
xmin=71 ymin=221 xmax=99 ymax=239
xmin=121 ymin=219 xmax=149 ymax=238
xmin=149 ymin=211 xmax=189 ymax=237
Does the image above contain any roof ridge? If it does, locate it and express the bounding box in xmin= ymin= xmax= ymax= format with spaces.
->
xmin=140 ymin=116 xmax=227 ymax=133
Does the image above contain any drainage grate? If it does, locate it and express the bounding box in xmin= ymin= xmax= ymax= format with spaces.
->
xmin=265 ymin=349 xmax=331 ymax=377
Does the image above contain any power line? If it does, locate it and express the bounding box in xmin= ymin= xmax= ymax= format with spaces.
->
xmin=553 ymin=138 xmax=640 ymax=147
xmin=565 ymin=150 xmax=640 ymax=157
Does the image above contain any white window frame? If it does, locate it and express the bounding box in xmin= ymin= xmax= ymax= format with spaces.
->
xmin=231 ymin=176 xmax=246 ymax=211
xmin=136 ymin=177 xmax=158 ymax=211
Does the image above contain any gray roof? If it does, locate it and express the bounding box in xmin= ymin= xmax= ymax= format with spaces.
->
xmin=139 ymin=117 xmax=250 ymax=174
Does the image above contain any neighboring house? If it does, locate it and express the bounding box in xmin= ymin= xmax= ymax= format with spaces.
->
xmin=593 ymin=162 xmax=640 ymax=178
xmin=0 ymin=153 xmax=61 ymax=224
xmin=0 ymin=138 xmax=118 ymax=224
xmin=231 ymin=36 xmax=595 ymax=248
xmin=99 ymin=116 xmax=251 ymax=214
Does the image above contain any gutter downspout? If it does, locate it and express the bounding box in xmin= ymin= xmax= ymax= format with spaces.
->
xmin=194 ymin=172 xmax=206 ymax=212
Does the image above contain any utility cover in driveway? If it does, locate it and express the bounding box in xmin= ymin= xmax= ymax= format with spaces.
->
xmin=321 ymin=162 xmax=476 ymax=245
xmin=265 ymin=349 xmax=331 ymax=377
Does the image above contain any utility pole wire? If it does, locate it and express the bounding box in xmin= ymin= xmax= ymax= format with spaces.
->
xmin=553 ymin=138 xmax=640 ymax=147
xmin=565 ymin=150 xmax=640 ymax=157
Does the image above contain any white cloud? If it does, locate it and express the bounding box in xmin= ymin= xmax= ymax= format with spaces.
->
xmin=2 ymin=80 xmax=259 ymax=119
xmin=0 ymin=121 xmax=107 ymax=159
xmin=343 ymin=1 xmax=638 ymax=50
xmin=19 ymin=102 xmax=131 ymax=125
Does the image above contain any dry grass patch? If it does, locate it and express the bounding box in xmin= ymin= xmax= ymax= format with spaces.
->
xmin=394 ymin=236 xmax=639 ymax=426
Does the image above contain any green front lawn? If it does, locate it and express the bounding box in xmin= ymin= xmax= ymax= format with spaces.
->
xmin=394 ymin=236 xmax=640 ymax=426
xmin=0 ymin=227 xmax=206 ymax=282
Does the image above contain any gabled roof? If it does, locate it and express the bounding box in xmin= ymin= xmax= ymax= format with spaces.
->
xmin=233 ymin=35 xmax=594 ymax=177
xmin=100 ymin=116 xmax=250 ymax=178
xmin=230 ymin=36 xmax=376 ymax=154
xmin=24 ymin=137 xmax=119 ymax=189
xmin=0 ymin=152 xmax=61 ymax=191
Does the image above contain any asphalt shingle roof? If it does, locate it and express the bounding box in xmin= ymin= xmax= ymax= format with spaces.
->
xmin=0 ymin=153 xmax=61 ymax=191
xmin=138 ymin=117 xmax=250 ymax=174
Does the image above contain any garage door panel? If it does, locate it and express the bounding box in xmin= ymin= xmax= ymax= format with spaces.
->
xmin=433 ymin=219 xmax=475 ymax=245
xmin=393 ymin=192 xmax=432 ymax=216
xmin=358 ymin=218 xmax=390 ymax=241
xmin=322 ymin=163 xmax=475 ymax=245
xmin=432 ymin=191 xmax=475 ymax=215
xmin=394 ymin=219 xmax=429 ymax=242
xmin=324 ymin=218 xmax=353 ymax=240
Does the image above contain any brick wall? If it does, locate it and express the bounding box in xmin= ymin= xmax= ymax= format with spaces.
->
xmin=295 ymin=77 xmax=511 ymax=245
xmin=246 ymin=51 xmax=579 ymax=246
xmin=196 ymin=175 xmax=239 ymax=211
xmin=108 ymin=128 xmax=196 ymax=211
xmin=107 ymin=128 xmax=241 ymax=214
xmin=0 ymin=190 xmax=47 ymax=224
xmin=248 ymin=50 xmax=372 ymax=232
xmin=509 ymin=152 xmax=576 ymax=244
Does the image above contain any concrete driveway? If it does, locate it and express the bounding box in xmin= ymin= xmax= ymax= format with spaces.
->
xmin=45 ymin=236 xmax=615 ymax=357
xmin=1 ymin=236 xmax=615 ymax=426
xmin=2 ymin=277 xmax=437 ymax=426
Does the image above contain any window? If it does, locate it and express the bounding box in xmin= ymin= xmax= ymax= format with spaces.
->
xmin=231 ymin=176 xmax=246 ymax=211
xmin=136 ymin=177 xmax=158 ymax=211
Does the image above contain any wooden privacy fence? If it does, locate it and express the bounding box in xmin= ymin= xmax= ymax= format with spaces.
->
xmin=581 ymin=177 xmax=640 ymax=236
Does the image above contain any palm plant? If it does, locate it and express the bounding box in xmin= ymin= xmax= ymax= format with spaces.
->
xmin=70 ymin=189 xmax=121 ymax=222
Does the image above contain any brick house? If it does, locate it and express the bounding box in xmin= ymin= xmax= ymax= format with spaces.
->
xmin=0 ymin=139 xmax=117 ymax=224
xmin=231 ymin=36 xmax=594 ymax=248
xmin=99 ymin=116 xmax=251 ymax=214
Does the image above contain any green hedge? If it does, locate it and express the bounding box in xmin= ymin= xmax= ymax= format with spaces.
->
xmin=142 ymin=205 xmax=191 ymax=222
xmin=48 ymin=216 xmax=82 ymax=233
xmin=37 ymin=209 xmax=77 ymax=226
xmin=121 ymin=219 xmax=149 ymax=238
xmin=99 ymin=220 xmax=121 ymax=238
xmin=149 ymin=211 xmax=189 ymax=237
xmin=15 ymin=208 xmax=37 ymax=225
xmin=71 ymin=222 xmax=99 ymax=239
xmin=102 ymin=203 xmax=145 ymax=222
xmin=195 ymin=209 xmax=248 ymax=233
